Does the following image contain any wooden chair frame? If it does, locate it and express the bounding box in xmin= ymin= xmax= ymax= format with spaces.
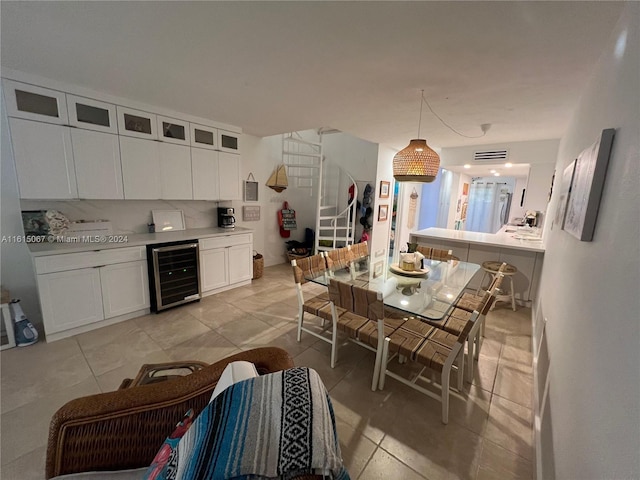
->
xmin=378 ymin=311 xmax=479 ymax=424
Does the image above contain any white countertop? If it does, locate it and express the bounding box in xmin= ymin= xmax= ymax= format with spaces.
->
xmin=27 ymin=226 xmax=253 ymax=256
xmin=411 ymin=227 xmax=545 ymax=253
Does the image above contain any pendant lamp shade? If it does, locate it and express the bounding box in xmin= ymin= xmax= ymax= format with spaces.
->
xmin=393 ymin=138 xmax=440 ymax=182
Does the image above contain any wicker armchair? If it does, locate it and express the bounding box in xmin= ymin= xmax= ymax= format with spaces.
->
xmin=46 ymin=347 xmax=305 ymax=479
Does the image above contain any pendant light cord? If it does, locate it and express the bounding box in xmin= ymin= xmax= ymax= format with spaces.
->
xmin=420 ymin=91 xmax=487 ymax=139
xmin=417 ymin=89 xmax=424 ymax=138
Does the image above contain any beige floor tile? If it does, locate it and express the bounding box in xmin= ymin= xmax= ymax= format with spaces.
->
xmin=74 ymin=319 xmax=141 ymax=350
xmin=249 ymin=301 xmax=299 ymax=328
xmin=470 ymin=358 xmax=499 ymax=393
xmin=294 ymin=341 xmax=367 ymax=391
xmin=189 ymin=301 xmax=256 ymax=330
xmin=335 ymin=417 xmax=378 ymax=479
xmin=329 ymin=355 xmax=406 ymax=446
xmin=240 ymin=323 xmax=319 ymax=357
xmin=484 ymin=395 xmax=533 ymax=462
xmin=493 ymin=363 xmax=533 ymax=409
xmin=379 ymin=392 xmax=484 ymax=480
xmin=501 ymin=335 xmax=533 ymax=368
xmin=1 ymin=376 xmax=101 ymax=465
xmin=477 ymin=337 xmax=502 ymax=362
xmin=476 ymin=439 xmax=533 ymax=480
xmin=1 ymin=337 xmax=93 ymax=414
xmin=134 ymin=309 xmax=211 ymax=349
xmin=0 ymin=445 xmax=46 ymax=480
xmin=94 ymin=349 xmax=173 ymax=392
xmin=80 ymin=326 xmax=166 ymax=376
xmin=164 ymin=329 xmax=239 ymax=364
xmin=214 ymin=315 xmax=275 ymax=346
xmin=358 ymin=447 xmax=428 ymax=480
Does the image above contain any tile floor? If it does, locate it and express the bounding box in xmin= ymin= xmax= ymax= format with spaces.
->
xmin=0 ymin=264 xmax=534 ymax=479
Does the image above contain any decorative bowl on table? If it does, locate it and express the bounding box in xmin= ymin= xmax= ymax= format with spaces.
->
xmin=389 ymin=263 xmax=430 ymax=278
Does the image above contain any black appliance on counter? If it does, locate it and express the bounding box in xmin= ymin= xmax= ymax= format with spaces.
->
xmin=147 ymin=240 xmax=201 ymax=312
xmin=218 ymin=207 xmax=236 ymax=229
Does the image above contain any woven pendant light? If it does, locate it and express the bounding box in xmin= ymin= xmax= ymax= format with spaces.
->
xmin=393 ymin=90 xmax=440 ymax=183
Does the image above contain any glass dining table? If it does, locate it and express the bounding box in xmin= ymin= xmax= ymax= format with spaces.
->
xmin=305 ymin=257 xmax=481 ymax=321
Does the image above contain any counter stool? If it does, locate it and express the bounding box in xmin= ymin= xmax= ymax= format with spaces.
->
xmin=477 ymin=261 xmax=517 ymax=311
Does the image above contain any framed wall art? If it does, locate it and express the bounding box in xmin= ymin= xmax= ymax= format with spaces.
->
xmin=373 ymin=261 xmax=384 ymax=278
xmin=242 ymin=205 xmax=261 ymax=221
xmin=244 ymin=173 xmax=259 ymax=202
xmin=379 ymin=181 xmax=390 ymax=199
xmin=378 ymin=204 xmax=388 ymax=221
xmin=554 ymin=160 xmax=576 ymax=230
xmin=564 ymin=128 xmax=615 ymax=241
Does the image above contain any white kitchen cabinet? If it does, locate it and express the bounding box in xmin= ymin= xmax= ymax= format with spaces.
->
xmin=36 ymin=268 xmax=104 ymax=334
xmin=228 ymin=243 xmax=253 ymax=284
xmin=71 ymin=129 xmax=124 ymax=199
xmin=119 ymin=136 xmax=161 ymax=199
xmin=9 ymin=118 xmax=77 ymax=199
xmin=191 ymin=147 xmax=219 ymax=200
xmin=199 ymin=233 xmax=253 ymax=295
xmin=190 ymin=123 xmax=217 ymax=150
xmin=159 ymin=142 xmax=193 ymax=200
xmin=217 ymin=129 xmax=241 ymax=154
xmin=218 ymin=152 xmax=241 ymax=200
xmin=34 ymin=247 xmax=149 ymax=341
xmin=67 ymin=94 xmax=117 ymax=134
xmin=100 ymin=260 xmax=150 ymax=318
xmin=200 ymin=248 xmax=229 ymax=291
xmin=116 ymin=106 xmax=158 ymax=140
xmin=157 ymin=115 xmax=190 ymax=145
xmin=3 ymin=79 xmax=68 ymax=124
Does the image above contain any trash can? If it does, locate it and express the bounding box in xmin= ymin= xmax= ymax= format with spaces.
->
xmin=252 ymin=251 xmax=264 ymax=279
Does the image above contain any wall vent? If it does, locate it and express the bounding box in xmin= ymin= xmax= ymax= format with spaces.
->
xmin=474 ymin=149 xmax=509 ymax=161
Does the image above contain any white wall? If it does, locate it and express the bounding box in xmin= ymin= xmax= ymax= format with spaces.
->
xmin=230 ymin=133 xmax=319 ymax=267
xmin=539 ymin=4 xmax=639 ymax=479
xmin=371 ymin=145 xmax=395 ymax=263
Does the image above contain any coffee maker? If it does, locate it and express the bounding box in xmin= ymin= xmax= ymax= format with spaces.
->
xmin=218 ymin=207 xmax=236 ymax=229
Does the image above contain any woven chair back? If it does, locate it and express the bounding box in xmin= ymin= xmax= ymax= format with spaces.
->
xmin=350 ymin=241 xmax=369 ymax=260
xmin=325 ymin=246 xmax=354 ymax=270
xmin=416 ymin=245 xmax=453 ymax=261
xmin=328 ymin=279 xmax=383 ymax=321
xmin=291 ymin=254 xmax=326 ymax=285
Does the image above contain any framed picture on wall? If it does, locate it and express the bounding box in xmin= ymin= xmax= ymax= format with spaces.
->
xmin=564 ymin=128 xmax=615 ymax=241
xmin=379 ymin=181 xmax=390 ymax=199
xmin=378 ymin=204 xmax=388 ymax=221
xmin=554 ymin=160 xmax=576 ymax=230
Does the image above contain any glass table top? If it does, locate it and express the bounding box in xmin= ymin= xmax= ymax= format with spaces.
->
xmin=305 ymin=257 xmax=481 ymax=321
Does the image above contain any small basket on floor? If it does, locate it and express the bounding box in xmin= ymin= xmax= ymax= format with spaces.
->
xmin=253 ymin=251 xmax=264 ymax=279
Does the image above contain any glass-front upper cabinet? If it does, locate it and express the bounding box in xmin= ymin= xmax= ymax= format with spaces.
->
xmin=190 ymin=123 xmax=217 ymax=150
xmin=3 ymin=79 xmax=68 ymax=125
xmin=217 ymin=129 xmax=241 ymax=154
xmin=157 ymin=115 xmax=190 ymax=145
xmin=67 ymin=95 xmax=117 ymax=134
xmin=116 ymin=106 xmax=158 ymax=140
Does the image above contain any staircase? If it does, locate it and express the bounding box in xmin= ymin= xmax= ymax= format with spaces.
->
xmin=282 ymin=133 xmax=358 ymax=253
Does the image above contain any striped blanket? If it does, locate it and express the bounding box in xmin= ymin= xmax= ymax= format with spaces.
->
xmin=168 ymin=367 xmax=350 ymax=480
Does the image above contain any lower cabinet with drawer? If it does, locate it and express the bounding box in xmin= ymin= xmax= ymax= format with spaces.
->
xmin=199 ymin=233 xmax=253 ymax=296
xmin=34 ymin=246 xmax=150 ymax=341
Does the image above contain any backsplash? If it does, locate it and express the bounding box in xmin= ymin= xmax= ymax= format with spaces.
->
xmin=20 ymin=199 xmax=223 ymax=234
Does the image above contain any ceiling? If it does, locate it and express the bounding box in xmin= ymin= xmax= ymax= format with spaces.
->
xmin=446 ymin=162 xmax=530 ymax=179
xmin=0 ymin=2 xmax=624 ymax=151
